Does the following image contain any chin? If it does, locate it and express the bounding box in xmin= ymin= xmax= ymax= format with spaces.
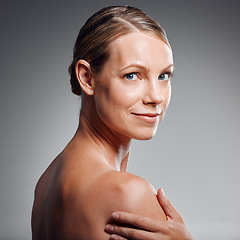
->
xmin=135 ymin=136 xmax=154 ymax=141
xmin=132 ymin=128 xmax=158 ymax=141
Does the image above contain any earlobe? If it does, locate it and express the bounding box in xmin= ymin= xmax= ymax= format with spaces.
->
xmin=75 ymin=60 xmax=95 ymax=95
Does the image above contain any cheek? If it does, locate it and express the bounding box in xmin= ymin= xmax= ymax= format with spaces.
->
xmin=99 ymin=82 xmax=139 ymax=111
xmin=164 ymin=84 xmax=171 ymax=109
xmin=94 ymin=86 xmax=112 ymax=118
xmin=94 ymin=83 xmax=128 ymax=122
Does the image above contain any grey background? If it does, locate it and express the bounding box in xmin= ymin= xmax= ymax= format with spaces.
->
xmin=0 ymin=1 xmax=239 ymax=239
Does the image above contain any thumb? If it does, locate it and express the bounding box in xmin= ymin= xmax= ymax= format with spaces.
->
xmin=157 ymin=188 xmax=184 ymax=223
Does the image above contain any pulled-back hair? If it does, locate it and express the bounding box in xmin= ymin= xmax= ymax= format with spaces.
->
xmin=68 ymin=5 xmax=170 ymax=96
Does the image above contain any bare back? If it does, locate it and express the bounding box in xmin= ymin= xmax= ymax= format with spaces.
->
xmin=32 ymin=140 xmax=167 ymax=240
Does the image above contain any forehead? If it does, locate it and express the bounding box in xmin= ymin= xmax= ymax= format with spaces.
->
xmin=106 ymin=31 xmax=173 ymax=70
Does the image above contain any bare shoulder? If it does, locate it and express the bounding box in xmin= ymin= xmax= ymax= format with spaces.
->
xmin=32 ymin=149 xmax=166 ymax=240
xmin=60 ymin=170 xmax=166 ymax=239
xmin=95 ymin=171 xmax=167 ymax=221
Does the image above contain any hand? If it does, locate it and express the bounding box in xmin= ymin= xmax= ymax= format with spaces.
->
xmin=105 ymin=188 xmax=194 ymax=240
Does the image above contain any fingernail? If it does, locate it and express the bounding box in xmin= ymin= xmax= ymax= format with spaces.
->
xmin=112 ymin=212 xmax=119 ymax=219
xmin=105 ymin=224 xmax=114 ymax=232
xmin=110 ymin=235 xmax=119 ymax=240
xmin=161 ymin=188 xmax=165 ymax=196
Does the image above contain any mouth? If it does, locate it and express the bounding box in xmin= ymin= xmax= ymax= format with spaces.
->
xmin=131 ymin=112 xmax=161 ymax=124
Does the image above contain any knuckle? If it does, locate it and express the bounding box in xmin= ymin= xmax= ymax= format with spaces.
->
xmin=129 ymin=229 xmax=139 ymax=239
xmin=134 ymin=216 xmax=145 ymax=226
xmin=118 ymin=212 xmax=124 ymax=219
xmin=166 ymin=225 xmax=171 ymax=232
xmin=113 ymin=225 xmax=120 ymax=234
xmin=166 ymin=223 xmax=174 ymax=232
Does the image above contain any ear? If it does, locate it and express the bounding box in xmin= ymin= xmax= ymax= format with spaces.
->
xmin=75 ymin=59 xmax=95 ymax=95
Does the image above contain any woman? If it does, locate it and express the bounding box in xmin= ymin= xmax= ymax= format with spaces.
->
xmin=31 ymin=6 xmax=194 ymax=240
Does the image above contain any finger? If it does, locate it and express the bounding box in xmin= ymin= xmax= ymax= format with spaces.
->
xmin=157 ymin=188 xmax=183 ymax=223
xmin=105 ymin=224 xmax=157 ymax=240
xmin=109 ymin=234 xmax=128 ymax=240
xmin=110 ymin=212 xmax=161 ymax=232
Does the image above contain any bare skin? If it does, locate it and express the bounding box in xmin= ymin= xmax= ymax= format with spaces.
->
xmin=105 ymin=189 xmax=195 ymax=240
xmin=32 ymin=128 xmax=167 ymax=239
xmin=31 ymin=32 xmax=176 ymax=239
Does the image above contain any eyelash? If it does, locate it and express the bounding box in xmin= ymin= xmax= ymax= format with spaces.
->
xmin=124 ymin=72 xmax=140 ymax=81
xmin=158 ymin=72 xmax=173 ymax=81
xmin=124 ymin=72 xmax=174 ymax=81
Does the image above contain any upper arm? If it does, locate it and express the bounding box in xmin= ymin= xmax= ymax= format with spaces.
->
xmin=102 ymin=172 xmax=167 ymax=222
xmin=61 ymin=172 xmax=166 ymax=240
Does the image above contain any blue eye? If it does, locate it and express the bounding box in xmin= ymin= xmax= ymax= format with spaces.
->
xmin=158 ymin=73 xmax=170 ymax=81
xmin=125 ymin=73 xmax=138 ymax=80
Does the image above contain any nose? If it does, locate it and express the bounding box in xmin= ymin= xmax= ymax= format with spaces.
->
xmin=142 ymin=79 xmax=164 ymax=105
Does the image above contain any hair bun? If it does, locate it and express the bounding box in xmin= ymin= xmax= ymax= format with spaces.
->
xmin=68 ymin=62 xmax=82 ymax=96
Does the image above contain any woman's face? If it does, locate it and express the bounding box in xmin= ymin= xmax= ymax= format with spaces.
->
xmin=93 ymin=31 xmax=173 ymax=140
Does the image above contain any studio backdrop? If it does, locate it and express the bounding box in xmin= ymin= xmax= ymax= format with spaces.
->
xmin=0 ymin=1 xmax=239 ymax=239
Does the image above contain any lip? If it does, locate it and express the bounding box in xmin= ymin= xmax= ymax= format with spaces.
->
xmin=132 ymin=112 xmax=160 ymax=123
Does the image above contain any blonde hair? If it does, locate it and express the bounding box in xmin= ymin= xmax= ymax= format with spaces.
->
xmin=69 ymin=5 xmax=170 ymax=96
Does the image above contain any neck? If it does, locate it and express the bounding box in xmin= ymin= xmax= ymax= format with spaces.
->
xmin=74 ymin=97 xmax=131 ymax=171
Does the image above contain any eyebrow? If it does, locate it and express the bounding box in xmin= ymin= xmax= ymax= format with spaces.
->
xmin=161 ymin=64 xmax=175 ymax=73
xmin=120 ymin=64 xmax=150 ymax=72
xmin=120 ymin=63 xmax=174 ymax=73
